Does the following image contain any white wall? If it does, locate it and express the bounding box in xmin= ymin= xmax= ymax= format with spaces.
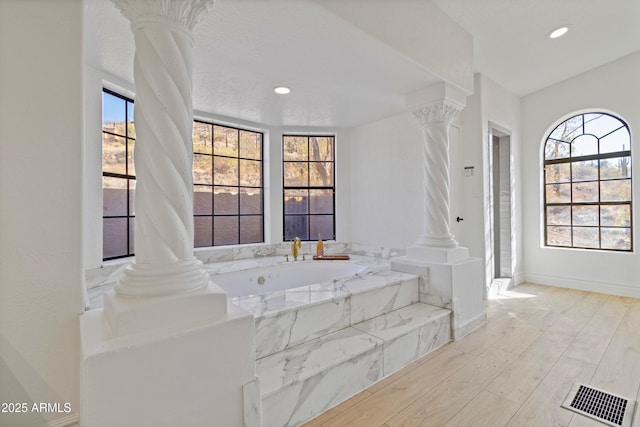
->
xmin=0 ymin=1 xmax=84 ymax=425
xmin=458 ymin=76 xmax=484 ymax=258
xmin=522 ymin=51 xmax=640 ymax=297
xmin=346 ymin=105 xmax=471 ymax=252
xmin=481 ymin=75 xmax=523 ymax=285
xmin=347 ymin=73 xmax=522 ymax=289
xmin=454 ymin=74 xmax=523 ymax=290
xmin=347 ymin=111 xmax=423 ymax=249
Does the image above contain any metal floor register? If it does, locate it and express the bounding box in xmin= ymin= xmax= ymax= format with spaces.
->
xmin=562 ymin=383 xmax=636 ymax=427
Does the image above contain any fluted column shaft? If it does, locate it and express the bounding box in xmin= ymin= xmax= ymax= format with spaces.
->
xmin=413 ymin=102 xmax=461 ymax=248
xmin=113 ymin=0 xmax=213 ymax=296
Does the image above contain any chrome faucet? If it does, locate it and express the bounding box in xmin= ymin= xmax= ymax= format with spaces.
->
xmin=291 ymin=237 xmax=301 ymax=261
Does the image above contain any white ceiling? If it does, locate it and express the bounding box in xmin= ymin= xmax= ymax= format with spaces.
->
xmin=432 ymin=0 xmax=640 ymax=96
xmin=85 ymin=0 xmax=640 ymax=128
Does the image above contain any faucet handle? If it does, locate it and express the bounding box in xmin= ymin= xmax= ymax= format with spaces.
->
xmin=284 ymin=254 xmax=289 ymax=262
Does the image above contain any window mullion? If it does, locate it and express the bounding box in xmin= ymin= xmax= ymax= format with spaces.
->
xmin=543 ymin=112 xmax=631 ymax=251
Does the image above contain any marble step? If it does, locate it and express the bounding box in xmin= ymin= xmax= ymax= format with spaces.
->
xmin=353 ymin=302 xmax=452 ymax=376
xmin=253 ymin=274 xmax=420 ymax=360
xmin=257 ymin=302 xmax=451 ymax=427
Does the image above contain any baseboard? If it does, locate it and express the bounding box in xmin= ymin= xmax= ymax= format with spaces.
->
xmin=524 ymin=273 xmax=640 ymax=298
xmin=453 ymin=312 xmax=487 ymax=340
xmin=513 ymin=272 xmax=525 ymax=286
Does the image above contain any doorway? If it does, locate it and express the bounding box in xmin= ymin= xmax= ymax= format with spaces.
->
xmin=488 ymin=124 xmax=513 ymax=294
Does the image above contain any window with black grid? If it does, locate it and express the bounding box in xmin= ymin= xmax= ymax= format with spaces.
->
xmin=102 ymin=90 xmax=265 ymax=260
xmin=544 ymin=112 xmax=632 ymax=251
xmin=283 ymin=135 xmax=335 ymax=241
xmin=193 ymin=121 xmax=264 ymax=247
xmin=102 ymin=89 xmax=136 ymax=260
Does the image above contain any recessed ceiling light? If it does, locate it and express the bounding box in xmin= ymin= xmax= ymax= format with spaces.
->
xmin=549 ymin=26 xmax=569 ymax=39
xmin=274 ymin=86 xmax=291 ymax=95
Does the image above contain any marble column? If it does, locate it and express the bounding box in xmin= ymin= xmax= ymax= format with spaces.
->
xmin=402 ymin=83 xmax=468 ymax=264
xmin=391 ymin=83 xmax=485 ymax=340
xmin=101 ymin=0 xmax=227 ymax=338
xmin=413 ymin=101 xmax=461 ymax=249
xmin=81 ymin=4 xmax=253 ymax=426
xmin=113 ymin=0 xmax=212 ymax=297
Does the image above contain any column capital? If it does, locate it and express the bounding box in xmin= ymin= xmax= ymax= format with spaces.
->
xmin=113 ymin=0 xmax=213 ymax=32
xmin=406 ymin=81 xmax=466 ymax=126
xmin=412 ymin=102 xmax=461 ymax=127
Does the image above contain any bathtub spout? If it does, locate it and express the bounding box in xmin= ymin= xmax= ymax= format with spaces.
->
xmin=292 ymin=237 xmax=301 ymax=261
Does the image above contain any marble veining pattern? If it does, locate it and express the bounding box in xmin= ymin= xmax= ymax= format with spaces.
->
xmin=262 ymin=349 xmax=383 ymax=427
xmin=257 ymin=326 xmax=383 ymax=398
xmin=242 ymin=378 xmax=262 ymax=427
xmin=419 ymin=275 xmax=453 ymax=308
xmin=382 ymin=315 xmax=450 ymax=375
xmin=85 ymin=262 xmax=128 ymax=310
xmin=352 ymin=303 xmax=451 ymax=375
xmin=218 ymin=256 xmax=421 ymax=361
xmin=352 ymin=303 xmax=449 ymax=341
xmin=255 ymin=297 xmax=350 ymax=359
xmin=259 ymin=327 xmax=384 ymax=427
xmin=349 ymin=276 xmax=419 ymax=324
xmin=257 ymin=302 xmax=452 ymax=426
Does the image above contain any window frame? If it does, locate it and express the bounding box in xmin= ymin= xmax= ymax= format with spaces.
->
xmin=282 ymin=134 xmax=336 ymax=242
xmin=192 ymin=120 xmax=264 ymax=247
xmin=543 ymin=112 xmax=633 ymax=252
xmin=102 ymin=89 xmax=266 ymax=261
xmin=102 ymin=88 xmax=136 ymax=261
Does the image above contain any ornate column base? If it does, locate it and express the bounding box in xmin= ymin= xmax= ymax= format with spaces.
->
xmin=116 ymin=258 xmax=210 ymax=297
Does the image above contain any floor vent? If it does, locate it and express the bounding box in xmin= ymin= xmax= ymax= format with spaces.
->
xmin=562 ymin=383 xmax=636 ymax=427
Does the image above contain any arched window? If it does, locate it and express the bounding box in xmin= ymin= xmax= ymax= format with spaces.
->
xmin=544 ymin=112 xmax=632 ymax=251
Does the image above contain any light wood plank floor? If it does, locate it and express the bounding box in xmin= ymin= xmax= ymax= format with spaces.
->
xmin=302 ymin=283 xmax=640 ymax=427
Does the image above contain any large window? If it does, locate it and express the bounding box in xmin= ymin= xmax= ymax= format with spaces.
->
xmin=102 ymin=90 xmax=136 ymax=260
xmin=544 ymin=112 xmax=632 ymax=251
xmin=283 ymin=135 xmax=335 ymax=241
xmin=102 ymin=90 xmax=264 ymax=260
xmin=192 ymin=122 xmax=264 ymax=247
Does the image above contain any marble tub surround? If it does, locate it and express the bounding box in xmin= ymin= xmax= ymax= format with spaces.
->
xmin=352 ymin=303 xmax=451 ymax=376
xmin=258 ymin=327 xmax=385 ymax=427
xmin=254 ymin=295 xmax=351 ymax=359
xmin=241 ymin=254 xmax=453 ymax=426
xmin=350 ymin=243 xmax=405 ymax=259
xmin=258 ymin=327 xmax=384 ymax=400
xmin=254 ymin=265 xmax=418 ymax=359
xmin=212 ymin=255 xmax=412 ymax=317
xmin=84 ymin=242 xmax=353 ymax=309
xmin=83 ymin=244 xmax=457 ymax=426
xmin=196 ymin=241 xmax=351 ymax=264
xmin=257 ymin=303 xmax=452 ymax=427
xmin=208 ymin=255 xmax=419 ymax=359
xmin=85 ymin=261 xmax=129 ymax=310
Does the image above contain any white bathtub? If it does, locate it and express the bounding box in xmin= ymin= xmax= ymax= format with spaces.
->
xmin=212 ymin=259 xmax=366 ymax=298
